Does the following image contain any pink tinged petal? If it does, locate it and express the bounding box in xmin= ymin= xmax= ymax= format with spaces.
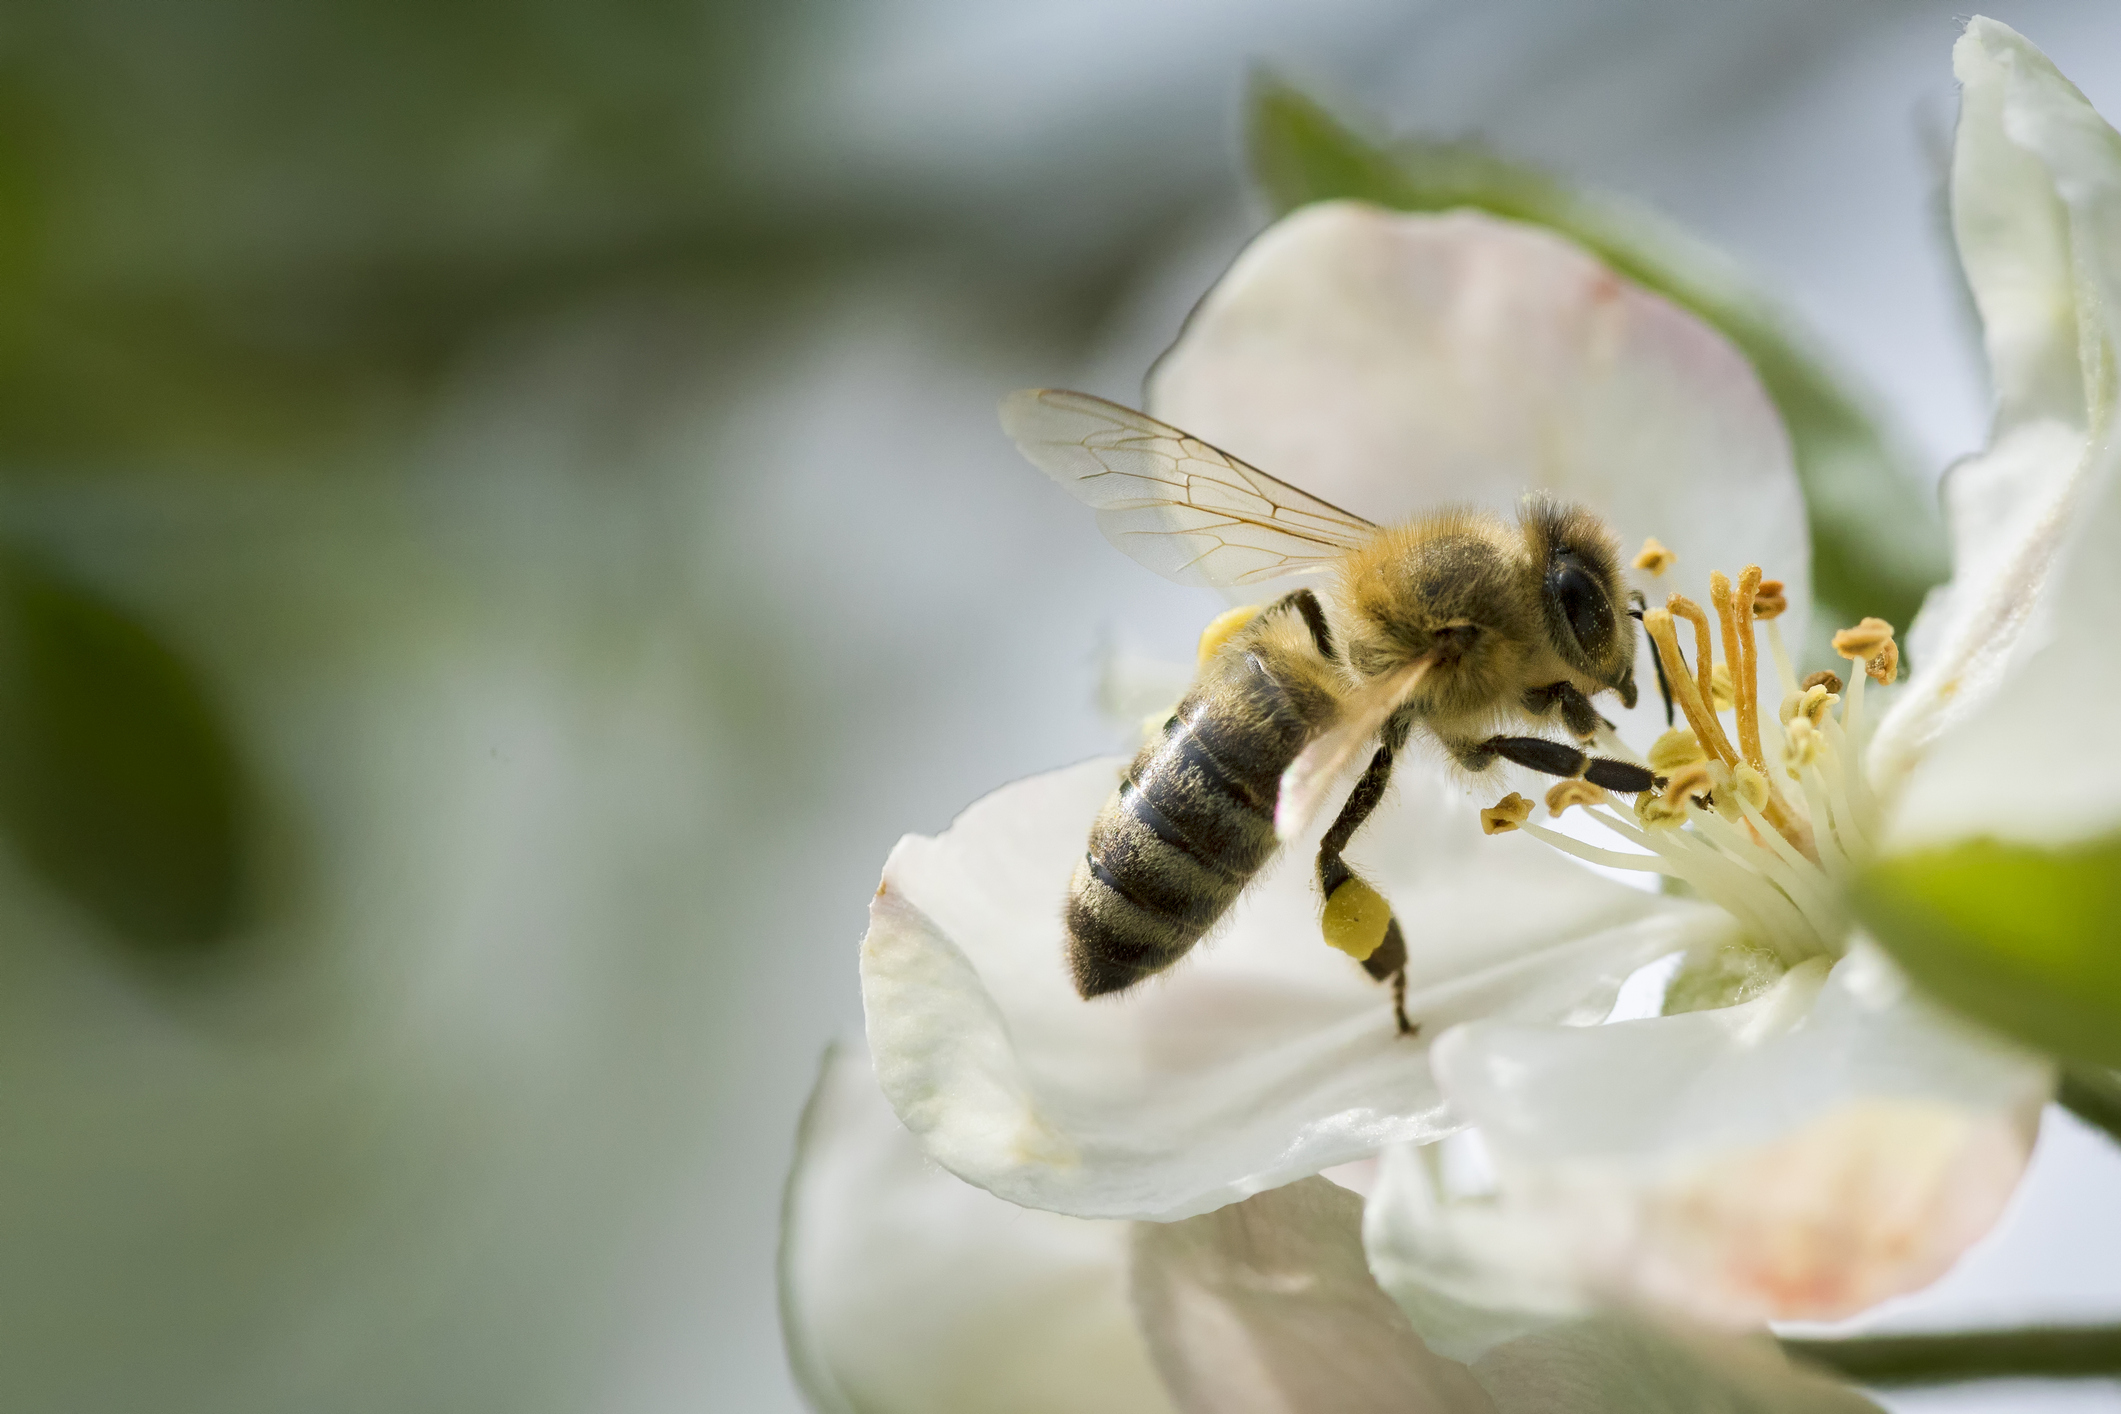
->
xmin=1415 ymin=950 xmax=2051 ymax=1325
xmin=1471 ymin=1318 xmax=1885 ymax=1414
xmin=1148 ymin=201 xmax=1810 ymax=743
xmin=1133 ymin=1172 xmax=1885 ymax=1413
xmin=1130 ymin=1177 xmax=1495 ymax=1413
xmin=1875 ymin=20 xmax=2121 ymax=789
xmin=861 ymin=756 xmax=1720 ymax=1221
xmin=779 ymin=1045 xmax=1176 ymax=1414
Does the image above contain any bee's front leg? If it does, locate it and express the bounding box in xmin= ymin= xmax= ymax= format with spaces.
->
xmin=1456 ymin=734 xmax=1660 ymax=795
xmin=1522 ymin=680 xmax=1608 ymax=740
xmin=1315 ymin=732 xmax=1415 ymax=1037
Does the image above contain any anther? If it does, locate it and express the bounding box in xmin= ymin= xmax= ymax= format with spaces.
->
xmin=1546 ymin=780 xmax=1608 ymax=817
xmin=1647 ymin=727 xmax=1704 ymax=772
xmin=1869 ymin=638 xmax=1900 ymax=686
xmin=1705 ymin=761 xmax=1770 ymax=822
xmin=1480 ymin=793 xmax=1533 ymax=835
xmin=1779 ymin=683 xmax=1839 ymax=727
xmin=1633 ymin=537 xmax=1676 ymax=576
xmin=1832 ymin=617 xmax=1899 ymax=684
xmin=1801 ymin=670 xmax=1844 ymax=694
xmin=1662 ymin=761 xmax=1714 ymax=809
xmin=1752 ymin=580 xmax=1788 ymax=619
xmin=1634 ymin=790 xmax=1688 ymax=829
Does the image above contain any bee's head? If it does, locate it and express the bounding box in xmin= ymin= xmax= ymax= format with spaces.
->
xmin=1518 ymin=496 xmax=1638 ymax=704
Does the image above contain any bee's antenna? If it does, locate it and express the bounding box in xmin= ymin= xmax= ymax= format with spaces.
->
xmin=1628 ymin=595 xmax=1676 ymax=727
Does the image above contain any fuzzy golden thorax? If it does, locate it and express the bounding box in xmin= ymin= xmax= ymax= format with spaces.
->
xmin=1329 ymin=500 xmax=1638 ymax=738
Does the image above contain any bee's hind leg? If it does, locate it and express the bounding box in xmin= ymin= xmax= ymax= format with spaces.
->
xmin=1315 ymin=731 xmax=1417 ymax=1037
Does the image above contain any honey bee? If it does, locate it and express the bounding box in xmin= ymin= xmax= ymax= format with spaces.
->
xmin=1002 ymin=389 xmax=1660 ymax=1034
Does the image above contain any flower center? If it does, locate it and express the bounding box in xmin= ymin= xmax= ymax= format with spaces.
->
xmin=1484 ymin=564 xmax=1896 ymax=966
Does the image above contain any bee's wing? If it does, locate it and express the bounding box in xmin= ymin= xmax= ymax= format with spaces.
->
xmin=1001 ymin=389 xmax=1376 ymax=589
xmin=1275 ymin=658 xmax=1434 ymax=843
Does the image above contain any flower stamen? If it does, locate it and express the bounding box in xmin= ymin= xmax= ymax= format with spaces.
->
xmin=1484 ymin=561 xmax=1885 ymax=970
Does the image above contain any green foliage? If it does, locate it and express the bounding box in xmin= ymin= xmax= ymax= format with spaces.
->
xmin=1856 ymin=835 xmax=2121 ymax=1070
xmin=1246 ymin=78 xmax=1949 ymax=637
xmin=0 ymin=553 xmax=247 ymax=956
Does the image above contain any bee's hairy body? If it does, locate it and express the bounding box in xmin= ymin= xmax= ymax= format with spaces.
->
xmin=1067 ymin=600 xmax=1342 ymax=998
xmin=1065 ymin=501 xmax=1644 ymax=1003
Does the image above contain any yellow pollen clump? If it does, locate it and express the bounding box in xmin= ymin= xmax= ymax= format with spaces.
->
xmin=1833 ymin=617 xmax=1900 ymax=685
xmin=1322 ymin=877 xmax=1393 ymax=962
xmin=1710 ymin=663 xmax=1737 ymax=711
xmin=1196 ymin=604 xmax=1262 ymax=666
xmin=1546 ymin=780 xmax=1608 ymax=817
xmin=1633 ymin=537 xmax=1676 ymax=576
xmin=1784 ymin=716 xmax=1822 ymax=773
xmin=1480 ymin=792 xmax=1533 ymax=835
xmin=1752 ymin=579 xmax=1789 ymax=619
xmin=1647 ymin=727 xmax=1704 ymax=772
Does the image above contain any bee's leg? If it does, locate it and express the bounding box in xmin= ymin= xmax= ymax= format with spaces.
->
xmin=1521 ymin=680 xmax=1607 ymax=740
xmin=1316 ymin=735 xmax=1416 ymax=1037
xmin=1272 ymin=587 xmax=1337 ymax=662
xmin=1628 ymin=596 xmax=1676 ymax=727
xmin=1461 ymin=735 xmax=1661 ymax=795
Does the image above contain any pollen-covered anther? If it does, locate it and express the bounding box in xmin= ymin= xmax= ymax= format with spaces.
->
xmin=1321 ymin=877 xmax=1393 ymax=962
xmin=1480 ymin=792 xmax=1534 ymax=835
xmin=1545 ymin=780 xmax=1608 ymax=817
xmin=1662 ymin=761 xmax=1714 ymax=809
xmin=1802 ymin=670 xmax=1844 ymax=694
xmin=1867 ymin=638 xmax=1900 ymax=686
xmin=1751 ymin=579 xmax=1788 ymax=619
xmin=1726 ymin=763 xmax=1771 ymax=816
xmin=1783 ymin=716 xmax=1822 ymax=773
xmin=1832 ymin=617 xmax=1900 ymax=684
xmin=1710 ymin=663 xmax=1736 ymax=711
xmin=1647 ymin=727 xmax=1704 ymax=772
xmin=1634 ymin=790 xmax=1688 ymax=829
xmin=1633 ymin=536 xmax=1676 ymax=576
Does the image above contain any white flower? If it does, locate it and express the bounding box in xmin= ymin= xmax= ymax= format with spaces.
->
xmin=856 ymin=10 xmax=2088 ymax=1347
xmin=783 ymin=1044 xmax=1885 ymax=1412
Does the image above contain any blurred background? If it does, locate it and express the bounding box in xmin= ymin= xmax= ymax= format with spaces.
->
xmin=2 ymin=1 xmax=2119 ymax=1410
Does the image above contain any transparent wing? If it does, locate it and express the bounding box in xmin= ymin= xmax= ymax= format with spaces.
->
xmin=1275 ymin=658 xmax=1433 ymax=842
xmin=1000 ymin=389 xmax=1375 ymax=589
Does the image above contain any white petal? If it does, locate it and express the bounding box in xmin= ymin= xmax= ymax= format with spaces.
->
xmin=862 ymin=755 xmax=1719 ymax=1220
xmin=780 ymin=1045 xmax=1175 ymax=1414
xmin=1471 ymin=1318 xmax=1883 ymax=1414
xmin=1873 ymin=19 xmax=2121 ymax=792
xmin=1887 ymin=420 xmax=2121 ymax=847
xmin=1378 ymin=948 xmax=2051 ymax=1326
xmin=1148 ymin=201 xmax=1811 ymax=737
xmin=1134 ymin=1173 xmax=1882 ymax=1413
xmin=1131 ymin=1177 xmax=1494 ymax=1412
xmin=1949 ymin=20 xmax=2093 ymax=432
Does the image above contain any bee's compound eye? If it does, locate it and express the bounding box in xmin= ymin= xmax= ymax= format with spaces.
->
xmin=1549 ymin=554 xmax=1613 ymax=654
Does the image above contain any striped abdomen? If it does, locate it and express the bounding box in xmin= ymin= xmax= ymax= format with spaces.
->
xmin=1066 ymin=642 xmax=1333 ymax=998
